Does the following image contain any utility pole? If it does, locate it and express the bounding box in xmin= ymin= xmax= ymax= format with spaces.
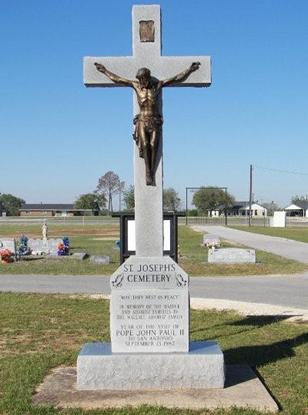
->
xmin=249 ymin=164 xmax=253 ymax=227
xmin=185 ymin=187 xmax=188 ymax=225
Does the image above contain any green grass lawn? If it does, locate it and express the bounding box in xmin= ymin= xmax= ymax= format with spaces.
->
xmin=0 ymin=293 xmax=307 ymax=415
xmin=231 ymin=226 xmax=308 ymax=243
xmin=0 ymin=224 xmax=307 ymax=276
xmin=179 ymin=226 xmax=308 ymax=276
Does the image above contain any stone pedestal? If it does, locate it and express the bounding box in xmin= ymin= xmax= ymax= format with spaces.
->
xmin=77 ymin=341 xmax=225 ymax=390
xmin=77 ymin=255 xmax=225 ymax=390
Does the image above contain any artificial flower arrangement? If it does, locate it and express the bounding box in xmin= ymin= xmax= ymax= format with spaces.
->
xmin=57 ymin=237 xmax=70 ymax=256
xmin=17 ymin=234 xmax=30 ymax=256
xmin=0 ymin=248 xmax=13 ymax=263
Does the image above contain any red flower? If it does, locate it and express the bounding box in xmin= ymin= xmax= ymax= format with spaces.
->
xmin=0 ymin=249 xmax=13 ymax=263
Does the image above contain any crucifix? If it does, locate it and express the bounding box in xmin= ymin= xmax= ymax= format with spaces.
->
xmin=84 ymin=5 xmax=211 ymax=258
xmin=78 ymin=5 xmax=225 ymax=390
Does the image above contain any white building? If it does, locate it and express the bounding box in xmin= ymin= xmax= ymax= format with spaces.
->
xmin=284 ymin=202 xmax=308 ymax=217
xmin=211 ymin=201 xmax=267 ymax=217
xmin=236 ymin=202 xmax=267 ymax=217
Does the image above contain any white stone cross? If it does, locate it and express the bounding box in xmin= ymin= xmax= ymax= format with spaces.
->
xmin=84 ymin=5 xmax=211 ymax=257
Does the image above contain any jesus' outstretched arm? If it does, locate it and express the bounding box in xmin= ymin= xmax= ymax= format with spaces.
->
xmin=94 ymin=63 xmax=133 ymax=86
xmin=160 ymin=62 xmax=201 ymax=87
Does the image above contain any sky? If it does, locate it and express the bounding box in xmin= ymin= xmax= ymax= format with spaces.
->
xmin=1 ymin=0 xmax=308 ymax=208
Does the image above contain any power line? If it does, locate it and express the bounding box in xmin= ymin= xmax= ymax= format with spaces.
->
xmin=254 ymin=165 xmax=308 ymax=177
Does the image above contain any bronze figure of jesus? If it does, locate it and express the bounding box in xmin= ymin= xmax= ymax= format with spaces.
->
xmin=94 ymin=62 xmax=201 ymax=185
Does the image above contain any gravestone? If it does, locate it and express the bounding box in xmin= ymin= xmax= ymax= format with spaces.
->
xmin=71 ymin=252 xmax=87 ymax=260
xmin=28 ymin=238 xmax=48 ymax=254
xmin=77 ymin=4 xmax=224 ymax=391
xmin=89 ymin=255 xmax=110 ymax=265
xmin=0 ymin=239 xmax=16 ymax=255
xmin=28 ymin=238 xmax=62 ymax=255
xmin=47 ymin=239 xmax=63 ymax=255
xmin=208 ymin=248 xmax=256 ymax=264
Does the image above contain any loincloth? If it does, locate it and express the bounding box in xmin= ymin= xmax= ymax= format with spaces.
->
xmin=133 ymin=114 xmax=163 ymax=158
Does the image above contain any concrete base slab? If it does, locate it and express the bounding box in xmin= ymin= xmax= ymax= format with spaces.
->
xmin=33 ymin=365 xmax=278 ymax=412
xmin=77 ymin=341 xmax=224 ymax=389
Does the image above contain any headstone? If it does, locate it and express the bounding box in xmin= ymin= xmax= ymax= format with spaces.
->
xmin=0 ymin=239 xmax=16 ymax=254
xmin=47 ymin=239 xmax=63 ymax=255
xmin=78 ymin=4 xmax=224 ymax=392
xmin=28 ymin=238 xmax=47 ymax=254
xmin=208 ymin=248 xmax=256 ymax=264
xmin=28 ymin=238 xmax=62 ymax=255
xmin=71 ymin=252 xmax=88 ymax=260
xmin=89 ymin=255 xmax=110 ymax=265
xmin=203 ymin=234 xmax=221 ymax=247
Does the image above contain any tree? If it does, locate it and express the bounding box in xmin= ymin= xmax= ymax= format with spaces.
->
xmin=123 ymin=185 xmax=135 ymax=210
xmin=262 ymin=201 xmax=280 ymax=215
xmin=118 ymin=180 xmax=125 ymax=211
xmin=122 ymin=186 xmax=181 ymax=211
xmin=188 ymin=208 xmax=198 ymax=216
xmin=192 ymin=187 xmax=235 ymax=216
xmin=163 ymin=188 xmax=181 ymax=211
xmin=291 ymin=195 xmax=308 ymax=205
xmin=74 ymin=193 xmax=106 ymax=212
xmin=96 ymin=171 xmax=123 ymax=214
xmin=0 ymin=193 xmax=25 ymax=216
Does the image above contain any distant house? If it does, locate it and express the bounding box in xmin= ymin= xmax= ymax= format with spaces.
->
xmin=230 ymin=201 xmax=267 ymax=217
xmin=19 ymin=204 xmax=98 ymax=217
xmin=211 ymin=201 xmax=267 ymax=217
xmin=284 ymin=201 xmax=308 ymax=217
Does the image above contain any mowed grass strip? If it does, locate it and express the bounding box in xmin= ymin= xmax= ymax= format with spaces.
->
xmin=0 ymin=223 xmax=119 ymax=238
xmin=0 ymin=224 xmax=307 ymax=276
xmin=0 ymin=293 xmax=307 ymax=415
xmin=231 ymin=226 xmax=308 ymax=243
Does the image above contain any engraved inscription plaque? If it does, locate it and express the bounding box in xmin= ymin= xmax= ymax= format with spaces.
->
xmin=111 ymin=289 xmax=189 ymax=353
xmin=139 ymin=20 xmax=155 ymax=42
xmin=110 ymin=256 xmax=189 ymax=353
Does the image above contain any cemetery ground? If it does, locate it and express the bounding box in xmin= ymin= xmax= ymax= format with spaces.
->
xmin=0 ymin=292 xmax=307 ymax=415
xmin=0 ymin=224 xmax=307 ymax=276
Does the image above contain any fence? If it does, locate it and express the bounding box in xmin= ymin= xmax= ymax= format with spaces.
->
xmin=2 ymin=214 xmax=308 ymax=228
xmin=286 ymin=217 xmax=308 ymax=227
xmin=180 ymin=216 xmax=269 ymax=227
xmin=180 ymin=215 xmax=308 ymax=228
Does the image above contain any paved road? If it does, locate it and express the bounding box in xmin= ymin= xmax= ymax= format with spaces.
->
xmin=0 ymin=273 xmax=307 ymax=309
xmin=192 ymin=225 xmax=308 ymax=263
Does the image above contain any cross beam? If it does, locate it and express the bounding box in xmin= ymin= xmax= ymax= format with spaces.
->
xmin=84 ymin=5 xmax=211 ymax=257
xmin=84 ymin=7 xmax=211 ymax=88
